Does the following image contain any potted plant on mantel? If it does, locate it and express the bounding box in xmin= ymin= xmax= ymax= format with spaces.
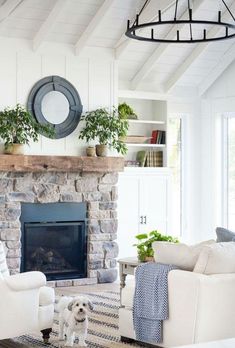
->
xmin=134 ymin=230 xmax=179 ymax=262
xmin=0 ymin=104 xmax=54 ymax=155
xmin=79 ymin=108 xmax=129 ymax=157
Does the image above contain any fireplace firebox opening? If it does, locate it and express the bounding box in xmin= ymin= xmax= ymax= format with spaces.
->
xmin=20 ymin=202 xmax=87 ymax=281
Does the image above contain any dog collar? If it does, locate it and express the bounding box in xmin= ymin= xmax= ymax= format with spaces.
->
xmin=75 ymin=318 xmax=86 ymax=323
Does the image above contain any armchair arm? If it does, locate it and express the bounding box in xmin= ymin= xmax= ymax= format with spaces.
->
xmin=4 ymin=271 xmax=46 ymax=291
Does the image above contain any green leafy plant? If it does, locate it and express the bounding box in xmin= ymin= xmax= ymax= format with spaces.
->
xmin=118 ymin=102 xmax=137 ymax=120
xmin=134 ymin=230 xmax=179 ymax=262
xmin=0 ymin=104 xmax=55 ymax=148
xmin=79 ymin=108 xmax=129 ymax=155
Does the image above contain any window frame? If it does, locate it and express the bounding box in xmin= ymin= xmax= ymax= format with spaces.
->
xmin=222 ymin=112 xmax=235 ymax=228
xmin=167 ymin=113 xmax=187 ymax=237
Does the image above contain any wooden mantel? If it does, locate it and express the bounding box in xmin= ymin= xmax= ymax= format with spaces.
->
xmin=0 ymin=155 xmax=124 ymax=173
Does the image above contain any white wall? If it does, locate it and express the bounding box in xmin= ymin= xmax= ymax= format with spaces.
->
xmin=0 ymin=38 xmax=117 ymax=155
xmin=199 ymin=60 xmax=235 ymax=240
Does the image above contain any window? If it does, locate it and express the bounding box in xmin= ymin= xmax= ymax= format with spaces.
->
xmin=168 ymin=116 xmax=183 ymax=236
xmin=223 ymin=114 xmax=235 ymax=230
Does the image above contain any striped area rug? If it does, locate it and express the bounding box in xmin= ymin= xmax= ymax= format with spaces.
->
xmin=1 ymin=291 xmax=141 ymax=348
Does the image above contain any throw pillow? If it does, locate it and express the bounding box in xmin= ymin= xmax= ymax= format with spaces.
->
xmin=194 ymin=242 xmax=235 ymax=274
xmin=216 ymin=227 xmax=235 ymax=242
xmin=152 ymin=240 xmax=215 ymax=271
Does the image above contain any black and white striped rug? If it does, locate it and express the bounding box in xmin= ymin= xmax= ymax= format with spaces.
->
xmin=1 ymin=291 xmax=140 ymax=348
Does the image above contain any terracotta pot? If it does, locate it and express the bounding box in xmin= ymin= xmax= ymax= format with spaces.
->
xmin=96 ymin=144 xmax=108 ymax=157
xmin=86 ymin=146 xmax=96 ymax=157
xmin=5 ymin=144 xmax=25 ymax=155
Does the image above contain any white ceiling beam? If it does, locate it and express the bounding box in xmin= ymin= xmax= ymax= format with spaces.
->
xmin=130 ymin=0 xmax=205 ymax=90
xmin=115 ymin=0 xmax=175 ymax=59
xmin=199 ymin=45 xmax=235 ymax=96
xmin=0 ymin=0 xmax=22 ymax=23
xmin=164 ymin=3 xmax=235 ymax=93
xmin=33 ymin=0 xmax=69 ymax=51
xmin=75 ymin=0 xmax=115 ymax=55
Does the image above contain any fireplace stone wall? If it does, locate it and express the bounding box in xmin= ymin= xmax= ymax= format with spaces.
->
xmin=0 ymin=171 xmax=119 ymax=286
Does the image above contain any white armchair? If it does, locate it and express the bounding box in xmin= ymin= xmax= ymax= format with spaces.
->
xmin=119 ymin=270 xmax=235 ymax=347
xmin=0 ymin=242 xmax=55 ymax=344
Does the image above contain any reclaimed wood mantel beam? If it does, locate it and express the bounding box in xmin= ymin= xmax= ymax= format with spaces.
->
xmin=0 ymin=155 xmax=124 ymax=173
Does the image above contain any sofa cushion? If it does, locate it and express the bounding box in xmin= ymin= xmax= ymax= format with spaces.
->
xmin=39 ymin=286 xmax=55 ymax=306
xmin=194 ymin=242 xmax=235 ymax=274
xmin=152 ymin=240 xmax=215 ymax=271
xmin=216 ymin=227 xmax=235 ymax=242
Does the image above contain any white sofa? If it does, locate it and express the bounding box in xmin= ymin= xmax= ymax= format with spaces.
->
xmin=119 ymin=270 xmax=235 ymax=347
xmin=0 ymin=242 xmax=55 ymax=343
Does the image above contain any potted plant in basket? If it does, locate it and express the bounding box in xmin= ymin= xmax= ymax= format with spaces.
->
xmin=0 ymin=104 xmax=54 ymax=155
xmin=134 ymin=230 xmax=179 ymax=262
xmin=79 ymin=108 xmax=129 ymax=157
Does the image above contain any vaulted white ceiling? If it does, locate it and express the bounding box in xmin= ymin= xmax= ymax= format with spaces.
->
xmin=0 ymin=0 xmax=235 ymax=95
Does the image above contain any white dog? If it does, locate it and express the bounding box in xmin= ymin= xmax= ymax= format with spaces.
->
xmin=57 ymin=296 xmax=94 ymax=347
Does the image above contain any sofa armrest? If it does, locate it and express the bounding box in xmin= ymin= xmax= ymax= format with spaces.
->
xmin=4 ymin=271 xmax=46 ymax=291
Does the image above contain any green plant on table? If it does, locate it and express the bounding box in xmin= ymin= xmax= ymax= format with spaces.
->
xmin=134 ymin=230 xmax=179 ymax=262
xmin=79 ymin=108 xmax=129 ymax=155
xmin=0 ymin=104 xmax=55 ymax=148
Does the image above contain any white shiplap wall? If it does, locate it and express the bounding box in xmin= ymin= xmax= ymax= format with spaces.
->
xmin=0 ymin=38 xmax=117 ymax=155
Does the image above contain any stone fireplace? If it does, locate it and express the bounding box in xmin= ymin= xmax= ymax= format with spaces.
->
xmin=0 ymin=155 xmax=124 ymax=286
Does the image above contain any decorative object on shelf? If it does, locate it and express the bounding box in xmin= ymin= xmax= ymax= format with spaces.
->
xmin=146 ymin=150 xmax=163 ymax=167
xmin=151 ymin=130 xmax=166 ymax=144
xmin=79 ymin=108 xmax=129 ymax=156
xmin=134 ymin=230 xmax=179 ymax=262
xmin=124 ymin=160 xmax=140 ymax=167
xmin=124 ymin=135 xmax=152 ymax=144
xmin=0 ymin=104 xmax=54 ymax=155
xmin=86 ymin=146 xmax=96 ymax=157
xmin=136 ymin=151 xmax=147 ymax=167
xmin=126 ymin=0 xmax=235 ymax=44
xmin=118 ymin=102 xmax=138 ymax=120
xmin=27 ymin=76 xmax=83 ymax=139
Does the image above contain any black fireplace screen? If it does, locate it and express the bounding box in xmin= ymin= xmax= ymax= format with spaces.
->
xmin=20 ymin=202 xmax=87 ymax=281
xmin=23 ymin=222 xmax=86 ymax=280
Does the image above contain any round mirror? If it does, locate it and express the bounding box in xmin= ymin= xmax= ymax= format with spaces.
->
xmin=41 ymin=91 xmax=70 ymax=124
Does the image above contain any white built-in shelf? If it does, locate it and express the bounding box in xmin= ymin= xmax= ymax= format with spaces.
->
xmin=128 ymin=119 xmax=165 ymax=125
xmin=125 ymin=143 xmax=165 ymax=148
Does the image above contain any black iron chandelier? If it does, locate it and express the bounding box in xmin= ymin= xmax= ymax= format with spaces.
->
xmin=125 ymin=0 xmax=235 ymax=43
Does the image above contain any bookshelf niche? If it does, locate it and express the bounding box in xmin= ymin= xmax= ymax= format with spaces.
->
xmin=119 ymin=95 xmax=167 ymax=168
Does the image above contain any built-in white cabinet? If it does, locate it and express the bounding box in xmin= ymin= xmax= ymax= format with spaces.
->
xmin=117 ymin=168 xmax=172 ymax=259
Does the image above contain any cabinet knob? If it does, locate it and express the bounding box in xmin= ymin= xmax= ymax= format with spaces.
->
xmin=140 ymin=216 xmax=143 ymax=224
xmin=144 ymin=216 xmax=147 ymax=224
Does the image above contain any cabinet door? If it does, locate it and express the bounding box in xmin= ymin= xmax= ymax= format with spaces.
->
xmin=117 ymin=175 xmax=140 ymax=259
xmin=140 ymin=175 xmax=169 ymax=234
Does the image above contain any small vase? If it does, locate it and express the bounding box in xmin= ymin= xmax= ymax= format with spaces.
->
xmin=86 ymin=146 xmax=96 ymax=157
xmin=5 ymin=144 xmax=24 ymax=155
xmin=96 ymin=144 xmax=108 ymax=157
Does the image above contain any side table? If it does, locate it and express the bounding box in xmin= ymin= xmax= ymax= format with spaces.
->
xmin=118 ymin=257 xmax=139 ymax=305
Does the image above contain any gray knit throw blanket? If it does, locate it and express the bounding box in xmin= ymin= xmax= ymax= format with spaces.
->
xmin=133 ymin=262 xmax=177 ymax=344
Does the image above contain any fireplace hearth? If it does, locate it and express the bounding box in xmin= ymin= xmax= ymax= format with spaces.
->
xmin=21 ymin=203 xmax=87 ymax=281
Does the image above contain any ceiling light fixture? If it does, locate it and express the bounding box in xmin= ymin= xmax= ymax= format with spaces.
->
xmin=125 ymin=0 xmax=235 ymax=43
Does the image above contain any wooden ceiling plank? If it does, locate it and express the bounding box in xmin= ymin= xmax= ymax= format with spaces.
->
xmin=164 ymin=3 xmax=235 ymax=93
xmin=199 ymin=45 xmax=235 ymax=96
xmin=33 ymin=0 xmax=69 ymax=51
xmin=130 ymin=0 xmax=205 ymax=90
xmin=0 ymin=0 xmax=22 ymax=23
xmin=75 ymin=0 xmax=115 ymax=56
